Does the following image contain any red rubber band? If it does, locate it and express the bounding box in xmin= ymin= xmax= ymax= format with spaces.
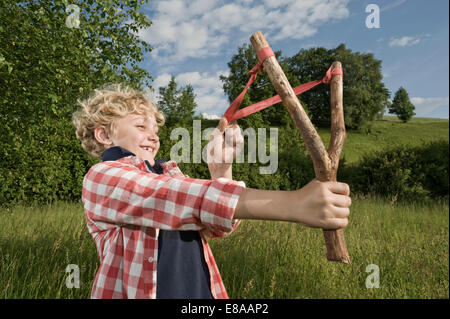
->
xmin=223 ymin=48 xmax=343 ymax=123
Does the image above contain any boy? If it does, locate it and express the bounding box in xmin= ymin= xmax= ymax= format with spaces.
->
xmin=72 ymin=84 xmax=351 ymax=299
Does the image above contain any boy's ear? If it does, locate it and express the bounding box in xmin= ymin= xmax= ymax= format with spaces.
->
xmin=94 ymin=126 xmax=113 ymax=146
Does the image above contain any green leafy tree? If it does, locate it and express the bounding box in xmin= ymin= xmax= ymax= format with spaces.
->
xmin=389 ymin=87 xmax=416 ymax=123
xmin=157 ymin=76 xmax=196 ymax=127
xmin=287 ymin=44 xmax=390 ymax=130
xmin=0 ymin=0 xmax=152 ymax=205
xmin=0 ymin=0 xmax=152 ymax=124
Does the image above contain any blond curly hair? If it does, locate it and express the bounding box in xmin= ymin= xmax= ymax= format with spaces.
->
xmin=72 ymin=84 xmax=165 ymax=159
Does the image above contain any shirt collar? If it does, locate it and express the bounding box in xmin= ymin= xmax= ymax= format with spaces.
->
xmin=102 ymin=146 xmax=135 ymax=162
xmin=102 ymin=146 xmax=165 ymax=174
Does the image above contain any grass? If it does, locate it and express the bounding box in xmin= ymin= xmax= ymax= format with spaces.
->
xmin=0 ymin=202 xmax=98 ymax=298
xmin=211 ymin=194 xmax=449 ymax=299
xmin=0 ymin=196 xmax=448 ymax=299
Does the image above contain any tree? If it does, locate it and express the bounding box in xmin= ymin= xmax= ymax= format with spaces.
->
xmin=389 ymin=87 xmax=416 ymax=123
xmin=287 ymin=44 xmax=391 ymax=130
xmin=0 ymin=0 xmax=153 ymax=205
xmin=0 ymin=0 xmax=152 ymax=125
xmin=157 ymin=76 xmax=196 ymax=127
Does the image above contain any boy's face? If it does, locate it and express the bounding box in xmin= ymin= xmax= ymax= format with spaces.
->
xmin=110 ymin=113 xmax=160 ymax=165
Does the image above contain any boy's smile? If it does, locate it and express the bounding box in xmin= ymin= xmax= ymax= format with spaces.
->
xmin=110 ymin=113 xmax=160 ymax=165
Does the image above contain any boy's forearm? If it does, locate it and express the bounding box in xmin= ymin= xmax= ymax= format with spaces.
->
xmin=234 ymin=180 xmax=351 ymax=230
xmin=234 ymin=188 xmax=293 ymax=222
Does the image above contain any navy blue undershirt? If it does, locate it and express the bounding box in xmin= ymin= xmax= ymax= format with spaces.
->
xmin=102 ymin=146 xmax=213 ymax=299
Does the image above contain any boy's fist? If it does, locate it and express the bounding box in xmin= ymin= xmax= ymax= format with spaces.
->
xmin=292 ymin=179 xmax=351 ymax=230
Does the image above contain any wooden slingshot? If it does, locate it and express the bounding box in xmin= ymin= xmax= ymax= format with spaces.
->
xmin=250 ymin=31 xmax=350 ymax=263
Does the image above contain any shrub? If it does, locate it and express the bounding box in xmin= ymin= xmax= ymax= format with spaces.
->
xmin=342 ymin=140 xmax=449 ymax=202
xmin=0 ymin=119 xmax=97 ymax=207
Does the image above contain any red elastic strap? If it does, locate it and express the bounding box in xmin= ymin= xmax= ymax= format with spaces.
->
xmin=322 ymin=66 xmax=343 ymax=84
xmin=223 ymin=51 xmax=343 ymax=123
xmin=223 ymin=47 xmax=275 ymax=122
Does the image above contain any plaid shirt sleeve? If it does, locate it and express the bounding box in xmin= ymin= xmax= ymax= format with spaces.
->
xmin=82 ymin=159 xmax=246 ymax=237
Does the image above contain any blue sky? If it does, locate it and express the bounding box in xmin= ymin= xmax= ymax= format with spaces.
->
xmin=138 ymin=0 xmax=449 ymax=119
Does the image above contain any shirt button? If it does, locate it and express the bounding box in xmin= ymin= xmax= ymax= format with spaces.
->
xmin=148 ymin=257 xmax=154 ymax=263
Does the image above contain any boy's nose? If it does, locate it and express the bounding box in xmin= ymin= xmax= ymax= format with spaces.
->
xmin=147 ymin=132 xmax=159 ymax=142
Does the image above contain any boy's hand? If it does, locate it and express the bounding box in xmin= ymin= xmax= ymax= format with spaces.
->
xmin=206 ymin=117 xmax=244 ymax=179
xmin=289 ymin=179 xmax=351 ymax=230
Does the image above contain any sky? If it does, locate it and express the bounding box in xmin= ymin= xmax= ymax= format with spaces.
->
xmin=137 ymin=0 xmax=449 ymax=120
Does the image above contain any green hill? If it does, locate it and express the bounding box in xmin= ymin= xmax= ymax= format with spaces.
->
xmin=317 ymin=116 xmax=449 ymax=164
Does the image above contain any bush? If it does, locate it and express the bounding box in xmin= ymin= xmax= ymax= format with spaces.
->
xmin=342 ymin=140 xmax=449 ymax=202
xmin=0 ymin=119 xmax=97 ymax=207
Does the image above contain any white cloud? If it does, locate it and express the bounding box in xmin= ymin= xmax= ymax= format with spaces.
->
xmin=152 ymin=73 xmax=172 ymax=91
xmin=142 ymin=1 xmax=351 ymax=117
xmin=142 ymin=0 xmax=350 ymax=63
xmin=152 ymin=71 xmax=230 ymax=115
xmin=381 ymin=0 xmax=407 ymax=12
xmin=389 ymin=36 xmax=421 ymax=47
xmin=200 ymin=113 xmax=221 ymax=120
xmin=147 ymin=72 xmax=172 ymax=102
xmin=410 ymin=97 xmax=449 ymax=116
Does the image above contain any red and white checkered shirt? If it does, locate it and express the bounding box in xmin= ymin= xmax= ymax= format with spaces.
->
xmin=82 ymin=155 xmax=245 ymax=299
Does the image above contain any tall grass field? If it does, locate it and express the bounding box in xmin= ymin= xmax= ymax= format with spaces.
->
xmin=0 ymin=116 xmax=448 ymax=299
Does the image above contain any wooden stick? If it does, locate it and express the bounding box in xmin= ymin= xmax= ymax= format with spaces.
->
xmin=250 ymin=31 xmax=350 ymax=264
